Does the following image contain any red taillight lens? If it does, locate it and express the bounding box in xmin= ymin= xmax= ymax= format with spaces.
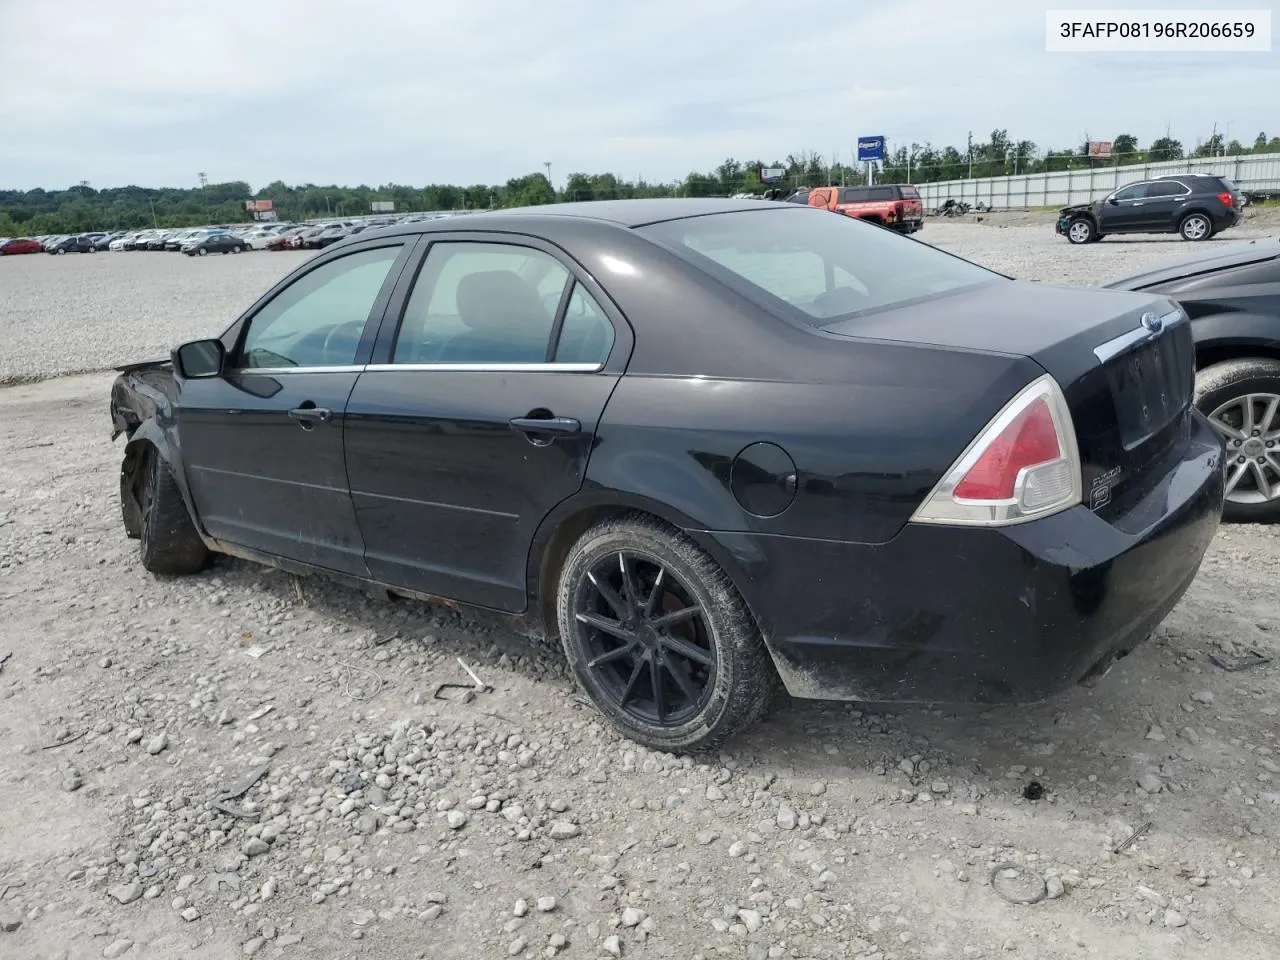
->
xmin=911 ymin=375 xmax=1082 ymax=526
xmin=1218 ymin=192 xmax=1234 ymax=206
xmin=953 ymin=398 xmax=1061 ymax=500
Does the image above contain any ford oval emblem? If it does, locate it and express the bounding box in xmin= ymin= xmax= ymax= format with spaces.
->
xmin=1140 ymin=312 xmax=1164 ymax=334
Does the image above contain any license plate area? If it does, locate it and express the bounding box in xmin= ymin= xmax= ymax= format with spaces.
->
xmin=1106 ymin=333 xmax=1192 ymax=450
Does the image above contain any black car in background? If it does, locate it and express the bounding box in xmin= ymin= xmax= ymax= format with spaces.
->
xmin=1103 ymin=237 xmax=1280 ymax=521
xmin=1058 ymin=173 xmax=1244 ymax=244
xmin=182 ymin=232 xmax=245 ymax=256
xmin=109 ymin=199 xmax=1223 ymax=750
xmin=47 ymin=234 xmax=99 ymax=254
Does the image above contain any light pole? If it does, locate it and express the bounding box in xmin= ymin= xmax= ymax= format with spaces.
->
xmin=543 ymin=161 xmax=552 ymax=188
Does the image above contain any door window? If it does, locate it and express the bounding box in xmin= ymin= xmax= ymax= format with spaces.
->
xmin=1111 ymin=182 xmax=1146 ymax=201
xmin=1143 ymin=181 xmax=1188 ymax=198
xmin=236 ymin=245 xmax=402 ymax=369
xmin=392 ymin=242 xmax=570 ymax=364
xmin=554 ymin=283 xmax=615 ymax=364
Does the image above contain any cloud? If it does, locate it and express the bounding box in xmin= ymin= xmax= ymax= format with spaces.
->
xmin=0 ymin=0 xmax=1275 ymax=190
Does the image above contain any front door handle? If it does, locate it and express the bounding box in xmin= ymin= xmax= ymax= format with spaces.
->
xmin=509 ymin=415 xmax=581 ymax=438
xmin=288 ymin=404 xmax=333 ymax=430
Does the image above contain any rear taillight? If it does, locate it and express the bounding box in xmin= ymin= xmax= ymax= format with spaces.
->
xmin=1218 ymin=192 xmax=1234 ymax=206
xmin=911 ymin=374 xmax=1082 ymax=526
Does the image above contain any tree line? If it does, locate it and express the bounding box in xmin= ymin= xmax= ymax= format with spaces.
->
xmin=2 ymin=128 xmax=1276 ymax=236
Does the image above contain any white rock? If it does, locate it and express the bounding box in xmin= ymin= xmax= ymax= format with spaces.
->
xmin=446 ymin=810 xmax=468 ymax=830
xmin=536 ymin=896 xmax=556 ymax=913
xmin=548 ymin=820 xmax=580 ymax=840
xmin=737 ymin=909 xmax=762 ymax=933
xmin=602 ymin=934 xmax=623 ymax=956
xmin=621 ymin=907 xmax=646 ymax=927
xmin=1163 ymin=909 xmax=1188 ymax=928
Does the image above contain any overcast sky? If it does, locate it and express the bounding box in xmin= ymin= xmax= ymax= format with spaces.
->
xmin=0 ymin=0 xmax=1274 ymax=191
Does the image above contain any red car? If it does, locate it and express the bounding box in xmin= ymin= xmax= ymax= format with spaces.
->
xmin=0 ymin=237 xmax=43 ymax=255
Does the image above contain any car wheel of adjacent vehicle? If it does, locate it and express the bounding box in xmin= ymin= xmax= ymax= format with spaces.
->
xmin=1066 ymin=218 xmax=1096 ymax=244
xmin=231 ymin=245 xmax=242 ymax=254
xmin=56 ymin=248 xmax=66 ymax=255
xmin=198 ymin=247 xmax=208 ymax=256
xmin=136 ymin=446 xmax=209 ymax=575
xmin=556 ymin=515 xmax=779 ymax=752
xmin=1196 ymin=357 xmax=1280 ymax=522
xmin=1180 ymin=213 xmax=1212 ymax=241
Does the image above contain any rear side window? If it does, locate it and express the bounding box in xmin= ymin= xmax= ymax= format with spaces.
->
xmin=899 ymin=185 xmax=920 ymax=199
xmin=641 ymin=208 xmax=1000 ymax=326
xmin=839 ymin=188 xmax=871 ymax=203
xmin=1144 ymin=181 xmax=1187 ymax=198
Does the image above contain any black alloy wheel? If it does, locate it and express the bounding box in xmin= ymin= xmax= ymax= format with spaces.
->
xmin=557 ymin=516 xmax=779 ymax=751
xmin=574 ymin=550 xmax=716 ymax=728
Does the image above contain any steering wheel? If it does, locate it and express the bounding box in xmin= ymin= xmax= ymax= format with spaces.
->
xmin=321 ymin=320 xmax=365 ymax=364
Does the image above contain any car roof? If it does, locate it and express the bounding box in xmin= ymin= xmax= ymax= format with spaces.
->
xmin=359 ymin=198 xmax=796 ymax=242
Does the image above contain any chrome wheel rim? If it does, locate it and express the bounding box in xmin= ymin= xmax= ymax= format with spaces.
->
xmin=573 ymin=552 xmax=716 ymax=727
xmin=1208 ymin=392 xmax=1280 ymax=503
xmin=1068 ymin=221 xmax=1091 ymax=243
xmin=1183 ymin=216 xmax=1209 ymax=240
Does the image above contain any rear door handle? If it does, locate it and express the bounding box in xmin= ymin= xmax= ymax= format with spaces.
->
xmin=509 ymin=416 xmax=581 ymax=436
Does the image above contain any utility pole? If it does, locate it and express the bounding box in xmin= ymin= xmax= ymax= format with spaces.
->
xmin=543 ymin=161 xmax=552 ymax=191
xmin=967 ymin=131 xmax=973 ymax=178
xmin=148 ymin=198 xmax=158 ymax=228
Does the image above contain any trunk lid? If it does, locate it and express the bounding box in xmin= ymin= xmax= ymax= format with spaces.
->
xmin=1099 ymin=238 xmax=1280 ymax=291
xmin=821 ymin=280 xmax=1198 ymax=523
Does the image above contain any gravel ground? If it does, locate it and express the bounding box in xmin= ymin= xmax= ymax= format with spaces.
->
xmin=1 ymin=215 xmax=1279 ymax=960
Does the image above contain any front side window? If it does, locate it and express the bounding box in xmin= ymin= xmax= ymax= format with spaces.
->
xmin=1144 ymin=181 xmax=1186 ymax=198
xmin=1111 ymin=183 xmax=1146 ymax=201
xmin=392 ymin=242 xmax=570 ymax=364
xmin=640 ymin=208 xmax=1000 ymax=327
xmin=237 ymin=245 xmax=402 ymax=368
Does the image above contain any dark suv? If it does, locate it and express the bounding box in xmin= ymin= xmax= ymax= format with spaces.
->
xmin=1057 ymin=173 xmax=1244 ymax=244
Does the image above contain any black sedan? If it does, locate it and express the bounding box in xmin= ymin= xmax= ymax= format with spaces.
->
xmin=48 ymin=234 xmax=99 ymax=254
xmin=182 ymin=232 xmax=246 ymax=256
xmin=109 ymin=199 xmax=1225 ymax=750
xmin=1102 ymin=237 xmax=1280 ymax=522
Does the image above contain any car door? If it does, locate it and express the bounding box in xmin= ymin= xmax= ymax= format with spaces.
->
xmin=343 ymin=234 xmax=631 ymax=612
xmin=1097 ymin=181 xmax=1148 ymax=233
xmin=176 ymin=238 xmax=416 ymax=575
xmin=1140 ymin=179 xmax=1191 ymax=230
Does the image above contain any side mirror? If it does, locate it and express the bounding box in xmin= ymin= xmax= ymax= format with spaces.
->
xmin=1106 ymin=197 xmax=1119 ymax=205
xmin=172 ymin=338 xmax=226 ymax=379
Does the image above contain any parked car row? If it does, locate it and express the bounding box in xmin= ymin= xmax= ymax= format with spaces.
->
xmin=3 ymin=212 xmax=459 ymax=260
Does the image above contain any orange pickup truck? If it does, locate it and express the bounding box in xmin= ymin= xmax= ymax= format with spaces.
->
xmin=806 ymin=184 xmax=924 ymax=234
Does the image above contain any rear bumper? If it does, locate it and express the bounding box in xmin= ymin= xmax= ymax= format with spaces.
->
xmin=705 ymin=412 xmax=1224 ymax=704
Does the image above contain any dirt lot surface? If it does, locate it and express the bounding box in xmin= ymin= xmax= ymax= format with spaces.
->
xmin=1 ymin=222 xmax=1278 ymax=960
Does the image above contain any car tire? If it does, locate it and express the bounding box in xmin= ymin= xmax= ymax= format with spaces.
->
xmin=198 ymin=248 xmax=208 ymax=256
xmin=1195 ymin=357 xmax=1280 ymax=523
xmin=1066 ymin=217 xmax=1097 ymax=244
xmin=555 ymin=514 xmax=780 ymax=751
xmin=136 ymin=446 xmax=209 ymax=575
xmin=1179 ymin=212 xmax=1213 ymax=241
xmin=56 ymin=248 xmax=66 ymax=255
xmin=231 ymin=245 xmax=242 ymax=254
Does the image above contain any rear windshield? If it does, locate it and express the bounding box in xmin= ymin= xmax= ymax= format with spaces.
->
xmin=640 ymin=208 xmax=1002 ymax=326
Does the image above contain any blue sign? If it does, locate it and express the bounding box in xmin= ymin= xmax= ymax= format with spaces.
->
xmin=857 ymin=136 xmax=886 ymax=162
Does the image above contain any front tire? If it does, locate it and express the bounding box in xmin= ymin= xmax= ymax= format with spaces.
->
xmin=556 ymin=515 xmax=779 ymax=752
xmin=137 ymin=447 xmax=209 ymax=575
xmin=1066 ymin=217 xmax=1097 ymax=244
xmin=1196 ymin=358 xmax=1280 ymax=522
xmin=1180 ymin=212 xmax=1212 ymax=241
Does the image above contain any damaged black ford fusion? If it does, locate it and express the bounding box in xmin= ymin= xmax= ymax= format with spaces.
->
xmin=109 ymin=198 xmax=1226 ymax=751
